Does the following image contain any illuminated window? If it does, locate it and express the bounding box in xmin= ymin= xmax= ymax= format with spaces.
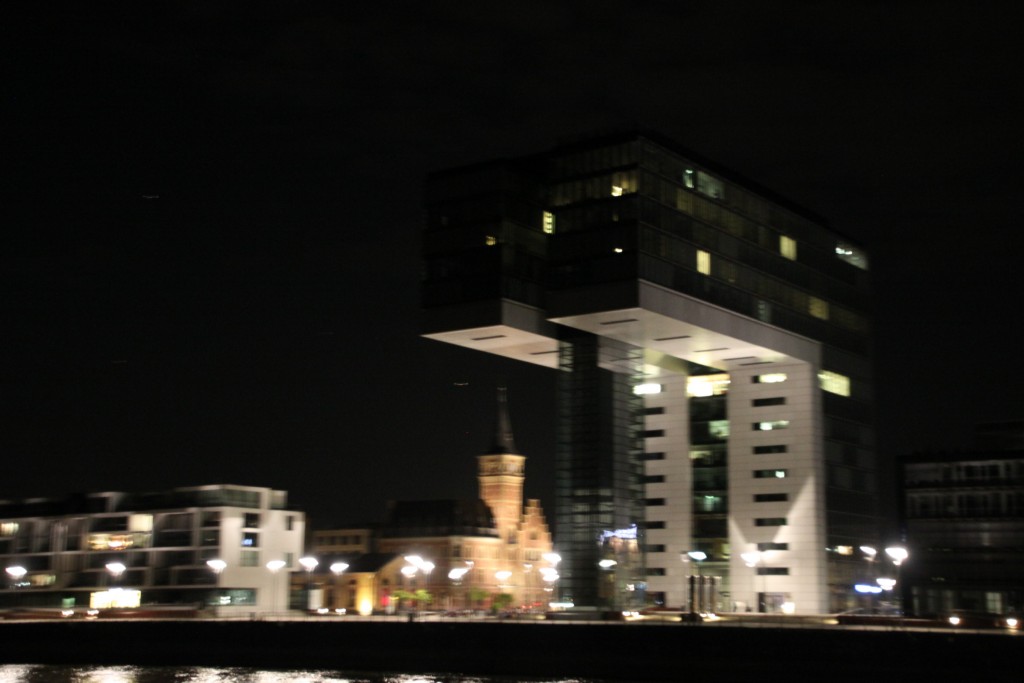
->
xmin=1 ymin=523 xmax=19 ymax=536
xmin=697 ymin=249 xmax=711 ymax=275
xmin=633 ymin=383 xmax=662 ymax=395
xmin=780 ymin=235 xmax=797 ymax=260
xmin=818 ymin=370 xmax=851 ymax=396
xmin=683 ymin=169 xmax=695 ymax=189
xmin=755 ymin=469 xmax=788 ymax=479
xmin=242 ymin=532 xmax=259 ymax=547
xmin=611 ymin=185 xmax=624 ymax=197
xmin=687 ymin=374 xmax=729 ymax=397
xmin=835 ymin=242 xmax=869 ymax=270
xmin=755 ymin=420 xmax=789 ymax=431
xmin=709 ymin=420 xmax=730 ymax=438
xmin=542 ymin=211 xmax=555 ymax=234
xmin=485 ymin=235 xmax=497 ymax=246
xmin=809 ymin=296 xmax=829 ymax=320
xmin=754 ymin=373 xmax=787 ymax=384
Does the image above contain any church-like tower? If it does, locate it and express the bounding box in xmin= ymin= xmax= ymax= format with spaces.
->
xmin=477 ymin=387 xmax=527 ymax=545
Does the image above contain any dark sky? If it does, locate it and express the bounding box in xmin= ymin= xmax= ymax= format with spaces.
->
xmin=4 ymin=2 xmax=1022 ymax=527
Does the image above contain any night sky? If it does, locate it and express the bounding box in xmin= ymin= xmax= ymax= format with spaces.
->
xmin=4 ymin=3 xmax=1022 ymax=528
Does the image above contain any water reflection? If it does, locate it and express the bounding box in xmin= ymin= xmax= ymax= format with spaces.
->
xmin=0 ymin=667 xmax=584 ymax=683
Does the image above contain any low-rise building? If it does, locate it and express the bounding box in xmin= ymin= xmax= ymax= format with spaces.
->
xmin=0 ymin=484 xmax=304 ymax=614
xmin=900 ymin=423 xmax=1024 ymax=617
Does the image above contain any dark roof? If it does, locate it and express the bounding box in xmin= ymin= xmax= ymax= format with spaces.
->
xmin=380 ymin=499 xmax=497 ymax=538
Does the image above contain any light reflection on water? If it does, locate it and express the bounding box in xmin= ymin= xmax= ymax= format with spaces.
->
xmin=0 ymin=666 xmax=590 ymax=683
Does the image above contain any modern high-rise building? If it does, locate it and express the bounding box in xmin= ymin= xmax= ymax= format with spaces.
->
xmin=421 ymin=130 xmax=877 ymax=613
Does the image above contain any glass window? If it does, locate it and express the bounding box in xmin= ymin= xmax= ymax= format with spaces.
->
xmin=753 ymin=373 xmax=787 ymax=384
xmin=780 ymin=235 xmax=797 ymax=260
xmin=818 ymin=370 xmax=851 ymax=397
xmin=809 ymin=296 xmax=829 ymax=320
xmin=242 ymin=532 xmax=259 ymax=547
xmin=754 ymin=493 xmax=789 ymax=502
xmin=240 ymin=550 xmax=259 ymax=567
xmin=543 ymin=211 xmax=556 ymax=234
xmin=696 ymin=171 xmax=724 ymax=199
xmin=755 ymin=421 xmax=790 ymax=431
xmin=243 ymin=513 xmax=260 ymax=529
xmin=754 ymin=445 xmax=787 ymax=454
xmin=754 ymin=469 xmax=788 ymax=479
xmin=697 ymin=249 xmax=711 ymax=275
xmin=753 ymin=397 xmax=786 ymax=407
xmin=757 ymin=542 xmax=789 ymax=551
xmin=755 ymin=518 xmax=787 ymax=527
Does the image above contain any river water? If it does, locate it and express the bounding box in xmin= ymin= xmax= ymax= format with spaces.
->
xmin=0 ymin=666 xmax=591 ymax=683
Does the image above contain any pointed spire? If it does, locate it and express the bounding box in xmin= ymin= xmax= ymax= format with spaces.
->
xmin=488 ymin=386 xmax=519 ymax=454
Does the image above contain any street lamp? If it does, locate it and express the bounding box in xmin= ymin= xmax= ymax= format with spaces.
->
xmin=299 ymin=556 xmax=319 ymax=611
xmin=5 ymin=566 xmax=27 ymax=589
xmin=884 ymin=546 xmax=909 ymax=615
xmin=105 ymin=562 xmax=126 ymax=586
xmin=328 ymin=562 xmax=349 ymax=613
xmin=741 ymin=551 xmax=764 ymax=613
xmin=684 ymin=551 xmax=707 ymax=614
xmin=266 ymin=559 xmax=287 ymax=614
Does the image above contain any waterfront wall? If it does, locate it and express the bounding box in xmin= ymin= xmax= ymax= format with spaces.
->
xmin=0 ymin=619 xmax=1019 ymax=681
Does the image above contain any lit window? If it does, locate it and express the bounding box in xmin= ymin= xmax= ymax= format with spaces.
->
xmin=611 ymin=185 xmax=624 ymax=197
xmin=613 ymin=247 xmax=624 ymax=253
xmin=633 ymin=383 xmax=662 ymax=395
xmin=809 ymin=296 xmax=829 ymax=320
xmin=818 ymin=370 xmax=851 ymax=396
xmin=835 ymin=242 xmax=869 ymax=270
xmin=754 ymin=373 xmax=787 ymax=384
xmin=687 ymin=374 xmax=728 ymax=397
xmin=755 ymin=420 xmax=789 ymax=431
xmin=754 ymin=469 xmax=788 ymax=479
xmin=697 ymin=249 xmax=711 ymax=275
xmin=1 ymin=523 xmax=20 ymax=536
xmin=683 ymin=169 xmax=695 ymax=189
xmin=542 ymin=211 xmax=555 ymax=234
xmin=780 ymin=235 xmax=797 ymax=260
xmin=485 ymin=235 xmax=497 ymax=246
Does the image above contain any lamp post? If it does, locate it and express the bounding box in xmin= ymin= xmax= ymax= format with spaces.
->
xmin=5 ymin=566 xmax=27 ymax=591
xmin=542 ymin=553 xmax=561 ymax=603
xmin=858 ymin=546 xmax=877 ymax=612
xmin=684 ymin=550 xmax=707 ymax=614
xmin=741 ymin=551 xmax=763 ymax=613
xmin=329 ymin=561 xmax=348 ymax=613
xmin=205 ymin=559 xmax=226 ymax=613
xmin=105 ymin=562 xmax=126 ymax=586
xmin=884 ymin=546 xmax=909 ymax=615
xmin=266 ymin=559 xmax=287 ymax=614
xmin=299 ymin=556 xmax=319 ymax=611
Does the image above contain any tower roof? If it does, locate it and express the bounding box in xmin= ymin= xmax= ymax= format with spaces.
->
xmin=487 ymin=386 xmax=519 ymax=455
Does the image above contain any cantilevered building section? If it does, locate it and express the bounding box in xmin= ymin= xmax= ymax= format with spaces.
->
xmin=421 ymin=131 xmax=876 ymax=613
